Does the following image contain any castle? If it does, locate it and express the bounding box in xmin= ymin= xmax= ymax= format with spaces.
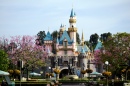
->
xmin=43 ymin=8 xmax=102 ymax=78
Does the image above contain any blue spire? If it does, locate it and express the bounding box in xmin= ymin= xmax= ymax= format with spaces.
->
xmin=94 ymin=40 xmax=102 ymax=51
xmin=44 ymin=31 xmax=53 ymax=41
xmin=81 ymin=48 xmax=85 ymax=54
xmin=60 ymin=24 xmax=63 ymax=28
xmin=70 ymin=8 xmax=76 ymax=17
xmin=74 ymin=12 xmax=76 ymax=16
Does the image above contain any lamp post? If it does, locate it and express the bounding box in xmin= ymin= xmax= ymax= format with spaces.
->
xmin=49 ymin=67 xmax=51 ymax=73
xmin=55 ymin=59 xmax=58 ymax=80
xmin=40 ymin=71 xmax=43 ymax=79
xmin=55 ymin=60 xmax=58 ymax=67
xmin=105 ymin=61 xmax=109 ymax=86
xmin=74 ymin=57 xmax=77 ymax=67
xmin=49 ymin=67 xmax=51 ymax=79
xmin=19 ymin=59 xmax=22 ymax=86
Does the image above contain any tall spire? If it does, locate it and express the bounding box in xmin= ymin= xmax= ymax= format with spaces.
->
xmin=68 ymin=8 xmax=77 ymax=44
xmin=81 ymin=30 xmax=84 ymax=46
xmin=81 ymin=30 xmax=84 ymax=42
xmin=70 ymin=8 xmax=76 ymax=17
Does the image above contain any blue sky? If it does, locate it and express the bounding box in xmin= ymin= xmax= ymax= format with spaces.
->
xmin=0 ymin=0 xmax=130 ymax=40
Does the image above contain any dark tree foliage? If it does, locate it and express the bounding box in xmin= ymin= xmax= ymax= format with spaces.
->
xmin=100 ymin=32 xmax=112 ymax=42
xmin=76 ymin=32 xmax=80 ymax=44
xmin=89 ymin=33 xmax=99 ymax=49
xmin=51 ymin=30 xmax=59 ymax=54
xmin=84 ymin=41 xmax=89 ymax=46
xmin=36 ymin=31 xmax=46 ymax=45
xmin=51 ymin=30 xmax=60 ymax=40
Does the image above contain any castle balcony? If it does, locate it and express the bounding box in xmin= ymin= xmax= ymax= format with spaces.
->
xmin=58 ymin=45 xmax=73 ymax=49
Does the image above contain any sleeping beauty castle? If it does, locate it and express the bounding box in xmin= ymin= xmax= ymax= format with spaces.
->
xmin=42 ymin=8 xmax=102 ymax=78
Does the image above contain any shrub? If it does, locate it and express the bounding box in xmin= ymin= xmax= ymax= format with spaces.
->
xmin=53 ymin=69 xmax=60 ymax=74
xmin=81 ymin=70 xmax=86 ymax=74
xmin=102 ymin=71 xmax=112 ymax=77
xmin=86 ymin=69 xmax=93 ymax=73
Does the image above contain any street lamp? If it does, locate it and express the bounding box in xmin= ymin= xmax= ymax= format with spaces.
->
xmin=74 ymin=57 xmax=77 ymax=67
xmin=49 ymin=67 xmax=51 ymax=72
xmin=49 ymin=67 xmax=51 ymax=79
xmin=105 ymin=61 xmax=109 ymax=66
xmin=55 ymin=60 xmax=58 ymax=67
xmin=105 ymin=61 xmax=109 ymax=86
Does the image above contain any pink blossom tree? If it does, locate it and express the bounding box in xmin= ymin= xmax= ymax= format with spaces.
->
xmin=7 ymin=35 xmax=48 ymax=68
xmin=1 ymin=35 xmax=49 ymax=80
xmin=0 ymin=35 xmax=48 ymax=79
xmin=93 ymin=33 xmax=130 ymax=78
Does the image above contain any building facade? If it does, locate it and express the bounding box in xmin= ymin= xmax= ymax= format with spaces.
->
xmin=43 ymin=8 xmax=102 ymax=78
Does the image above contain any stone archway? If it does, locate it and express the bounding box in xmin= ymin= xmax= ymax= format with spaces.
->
xmin=59 ymin=67 xmax=68 ymax=78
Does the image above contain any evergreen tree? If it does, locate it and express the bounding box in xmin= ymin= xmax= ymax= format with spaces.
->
xmin=89 ymin=33 xmax=99 ymax=49
xmin=100 ymin=32 xmax=112 ymax=42
xmin=36 ymin=31 xmax=46 ymax=45
xmin=76 ymin=32 xmax=80 ymax=44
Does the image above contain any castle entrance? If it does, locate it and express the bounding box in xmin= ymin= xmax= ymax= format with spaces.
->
xmin=59 ymin=69 xmax=69 ymax=78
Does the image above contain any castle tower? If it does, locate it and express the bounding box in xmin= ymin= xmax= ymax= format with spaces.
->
xmin=44 ymin=31 xmax=53 ymax=52
xmin=59 ymin=24 xmax=66 ymax=38
xmin=68 ymin=8 xmax=77 ymax=43
xmin=78 ymin=48 xmax=87 ymax=78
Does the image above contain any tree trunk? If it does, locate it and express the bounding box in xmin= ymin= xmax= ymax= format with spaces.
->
xmin=26 ymin=69 xmax=29 ymax=81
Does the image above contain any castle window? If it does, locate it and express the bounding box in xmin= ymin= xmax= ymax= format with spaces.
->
xmin=58 ymin=58 xmax=62 ymax=66
xmin=63 ymin=41 xmax=67 ymax=48
xmin=64 ymin=50 xmax=67 ymax=55
xmin=63 ymin=61 xmax=68 ymax=66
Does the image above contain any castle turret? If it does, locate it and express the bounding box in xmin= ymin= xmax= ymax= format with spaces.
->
xmin=78 ymin=48 xmax=87 ymax=78
xmin=44 ymin=31 xmax=53 ymax=52
xmin=68 ymin=8 xmax=77 ymax=43
xmin=59 ymin=24 xmax=66 ymax=37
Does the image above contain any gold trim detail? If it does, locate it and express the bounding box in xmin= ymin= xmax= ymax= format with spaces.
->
xmin=68 ymin=27 xmax=77 ymax=32
xmin=69 ymin=19 xmax=76 ymax=23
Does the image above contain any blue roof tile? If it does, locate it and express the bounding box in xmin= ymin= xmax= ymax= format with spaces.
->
xmin=44 ymin=31 xmax=53 ymax=41
xmin=59 ymin=30 xmax=72 ymax=44
xmin=77 ymin=45 xmax=90 ymax=52
xmin=81 ymin=48 xmax=85 ymax=54
xmin=94 ymin=41 xmax=102 ymax=51
xmin=70 ymin=8 xmax=76 ymax=17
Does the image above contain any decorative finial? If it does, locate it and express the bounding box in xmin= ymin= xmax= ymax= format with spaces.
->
xmin=48 ymin=27 xmax=49 ymax=31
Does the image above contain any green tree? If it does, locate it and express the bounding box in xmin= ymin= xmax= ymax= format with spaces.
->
xmin=100 ymin=32 xmax=112 ymax=42
xmin=89 ymin=33 xmax=99 ymax=49
xmin=51 ymin=30 xmax=59 ymax=40
xmin=36 ymin=31 xmax=46 ymax=45
xmin=51 ymin=30 xmax=59 ymax=54
xmin=76 ymin=32 xmax=80 ymax=44
xmin=0 ymin=49 xmax=9 ymax=71
xmin=84 ymin=41 xmax=89 ymax=46
xmin=94 ymin=32 xmax=130 ymax=78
